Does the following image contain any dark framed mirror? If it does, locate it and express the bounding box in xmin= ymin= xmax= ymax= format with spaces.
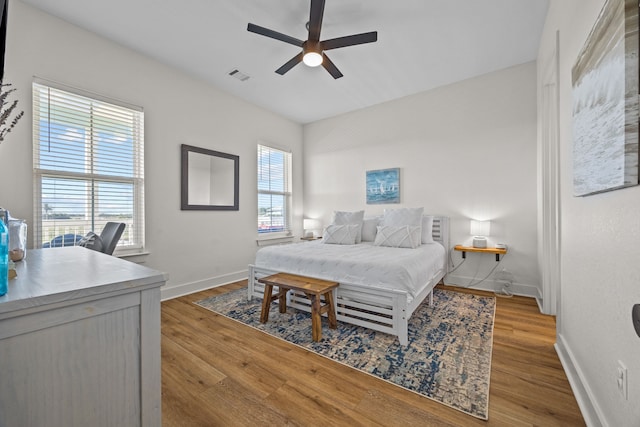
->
xmin=181 ymin=144 xmax=239 ymax=210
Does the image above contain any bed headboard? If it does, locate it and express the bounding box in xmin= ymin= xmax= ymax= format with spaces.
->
xmin=431 ymin=216 xmax=450 ymax=256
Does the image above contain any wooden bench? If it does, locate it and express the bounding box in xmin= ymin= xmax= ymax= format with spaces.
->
xmin=258 ymin=273 xmax=339 ymax=342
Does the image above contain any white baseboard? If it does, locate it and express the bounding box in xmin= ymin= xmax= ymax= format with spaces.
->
xmin=161 ymin=270 xmax=248 ymax=301
xmin=443 ymin=274 xmax=539 ymax=298
xmin=535 ymin=296 xmax=544 ymax=312
xmin=555 ymin=333 xmax=605 ymax=427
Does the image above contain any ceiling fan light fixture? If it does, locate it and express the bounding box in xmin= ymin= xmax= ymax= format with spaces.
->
xmin=247 ymin=0 xmax=378 ymax=78
xmin=303 ymin=51 xmax=323 ymax=67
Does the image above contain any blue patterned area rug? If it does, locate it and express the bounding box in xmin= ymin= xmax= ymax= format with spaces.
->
xmin=195 ymin=287 xmax=495 ymax=420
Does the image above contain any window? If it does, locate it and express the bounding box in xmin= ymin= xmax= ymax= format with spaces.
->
xmin=257 ymin=144 xmax=291 ymax=236
xmin=32 ymin=80 xmax=145 ymax=252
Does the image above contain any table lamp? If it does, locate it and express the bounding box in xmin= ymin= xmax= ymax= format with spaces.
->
xmin=303 ymin=219 xmax=321 ymax=238
xmin=470 ymin=220 xmax=490 ymax=248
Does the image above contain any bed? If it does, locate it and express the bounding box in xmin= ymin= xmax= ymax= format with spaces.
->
xmin=248 ymin=215 xmax=449 ymax=346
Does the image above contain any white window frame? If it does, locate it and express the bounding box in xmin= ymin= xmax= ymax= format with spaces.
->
xmin=32 ymin=79 xmax=145 ymax=254
xmin=257 ymin=143 xmax=292 ymax=240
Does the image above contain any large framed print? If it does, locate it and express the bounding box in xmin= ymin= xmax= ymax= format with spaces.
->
xmin=572 ymin=0 xmax=639 ymax=196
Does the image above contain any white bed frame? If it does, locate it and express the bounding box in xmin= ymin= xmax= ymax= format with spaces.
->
xmin=248 ymin=216 xmax=449 ymax=346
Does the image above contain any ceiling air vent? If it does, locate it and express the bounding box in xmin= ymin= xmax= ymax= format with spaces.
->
xmin=228 ymin=69 xmax=250 ymax=82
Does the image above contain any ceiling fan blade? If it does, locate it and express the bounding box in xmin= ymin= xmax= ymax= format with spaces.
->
xmin=321 ymin=53 xmax=343 ymax=79
xmin=276 ymin=52 xmax=304 ymax=75
xmin=247 ymin=23 xmax=304 ymax=47
xmin=308 ymin=0 xmax=326 ymax=42
xmin=321 ymin=31 xmax=378 ymax=51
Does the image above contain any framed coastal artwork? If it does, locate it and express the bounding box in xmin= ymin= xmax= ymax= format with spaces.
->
xmin=366 ymin=168 xmax=400 ymax=204
xmin=572 ymin=0 xmax=639 ymax=196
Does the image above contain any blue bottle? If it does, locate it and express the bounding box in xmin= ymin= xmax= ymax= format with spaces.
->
xmin=0 ymin=219 xmax=7 ymax=296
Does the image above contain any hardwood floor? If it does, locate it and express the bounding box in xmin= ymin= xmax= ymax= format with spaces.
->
xmin=161 ymin=282 xmax=585 ymax=426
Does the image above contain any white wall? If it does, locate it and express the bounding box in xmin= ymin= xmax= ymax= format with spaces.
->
xmin=303 ymin=62 xmax=540 ymax=297
xmin=0 ymin=1 xmax=304 ymax=299
xmin=540 ymin=1 xmax=640 ymax=425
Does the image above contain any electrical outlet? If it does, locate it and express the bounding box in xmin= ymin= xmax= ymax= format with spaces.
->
xmin=617 ymin=361 xmax=628 ymax=400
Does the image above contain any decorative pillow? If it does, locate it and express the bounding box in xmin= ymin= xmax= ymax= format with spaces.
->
xmin=322 ymin=224 xmax=359 ymax=245
xmin=382 ymin=208 xmax=423 ymax=247
xmin=421 ymin=216 xmax=434 ymax=244
xmin=332 ymin=210 xmax=365 ymax=243
xmin=78 ymin=231 xmax=104 ymax=253
xmin=373 ymin=225 xmax=421 ymax=249
xmin=382 ymin=207 xmax=424 ymax=227
xmin=361 ymin=217 xmax=379 ymax=242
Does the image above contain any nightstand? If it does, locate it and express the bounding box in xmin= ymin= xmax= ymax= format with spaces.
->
xmin=300 ymin=236 xmax=322 ymax=241
xmin=454 ymin=245 xmax=507 ymax=262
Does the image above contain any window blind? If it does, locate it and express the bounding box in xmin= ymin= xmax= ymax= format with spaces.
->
xmin=257 ymin=144 xmax=291 ymax=235
xmin=32 ymin=81 xmax=145 ymax=252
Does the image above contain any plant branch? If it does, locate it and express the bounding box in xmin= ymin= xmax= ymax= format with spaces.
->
xmin=0 ymin=83 xmax=25 ymax=144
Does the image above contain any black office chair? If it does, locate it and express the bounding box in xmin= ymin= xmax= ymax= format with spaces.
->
xmin=100 ymin=222 xmax=126 ymax=255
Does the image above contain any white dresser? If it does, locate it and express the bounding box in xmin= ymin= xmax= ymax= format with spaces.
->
xmin=0 ymin=247 xmax=166 ymax=426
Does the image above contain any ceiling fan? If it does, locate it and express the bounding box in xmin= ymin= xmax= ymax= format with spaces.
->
xmin=247 ymin=0 xmax=377 ymax=79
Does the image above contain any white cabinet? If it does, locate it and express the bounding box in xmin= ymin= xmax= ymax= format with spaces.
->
xmin=0 ymin=247 xmax=166 ymax=427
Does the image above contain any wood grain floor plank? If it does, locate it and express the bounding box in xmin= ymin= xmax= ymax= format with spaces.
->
xmin=161 ymin=333 xmax=227 ymax=394
xmin=263 ymin=381 xmax=380 ymax=427
xmin=198 ymin=378 xmax=297 ymax=426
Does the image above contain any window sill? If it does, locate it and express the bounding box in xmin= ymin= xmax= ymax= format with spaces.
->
xmin=114 ymin=249 xmax=150 ymax=264
xmin=256 ymin=234 xmax=294 ymax=247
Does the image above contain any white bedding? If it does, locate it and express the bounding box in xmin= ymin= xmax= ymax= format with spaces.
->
xmin=254 ymin=240 xmax=446 ymax=300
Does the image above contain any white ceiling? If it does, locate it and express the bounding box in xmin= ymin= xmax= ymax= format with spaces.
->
xmin=22 ymin=0 xmax=549 ymax=124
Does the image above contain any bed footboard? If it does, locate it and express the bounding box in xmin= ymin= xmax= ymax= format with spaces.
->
xmin=249 ymin=264 xmax=412 ymax=346
xmin=334 ymin=285 xmax=409 ymax=346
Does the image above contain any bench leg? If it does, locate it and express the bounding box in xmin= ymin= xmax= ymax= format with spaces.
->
xmin=260 ymin=284 xmax=273 ymax=323
xmin=309 ymin=294 xmax=323 ymax=342
xmin=278 ymin=287 xmax=288 ymax=314
xmin=324 ymin=291 xmax=337 ymax=329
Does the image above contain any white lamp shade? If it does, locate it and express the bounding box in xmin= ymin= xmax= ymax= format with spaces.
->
xmin=303 ymin=218 xmax=321 ymax=230
xmin=470 ymin=220 xmax=491 ymax=237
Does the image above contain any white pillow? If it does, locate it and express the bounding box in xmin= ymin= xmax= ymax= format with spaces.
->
xmin=421 ymin=216 xmax=434 ymax=244
xmin=382 ymin=208 xmax=423 ymax=246
xmin=382 ymin=207 xmax=424 ymax=227
xmin=361 ymin=217 xmax=379 ymax=242
xmin=373 ymin=225 xmax=421 ymax=249
xmin=323 ymin=224 xmax=359 ymax=245
xmin=332 ymin=210 xmax=365 ymax=243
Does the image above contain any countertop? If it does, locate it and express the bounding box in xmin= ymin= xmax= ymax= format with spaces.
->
xmin=0 ymin=247 xmax=166 ymax=315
